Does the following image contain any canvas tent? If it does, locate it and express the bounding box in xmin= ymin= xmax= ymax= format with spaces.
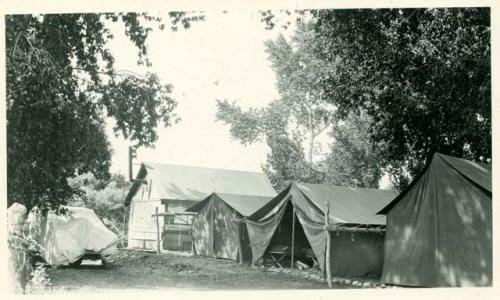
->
xmin=186 ymin=193 xmax=273 ymax=262
xmin=125 ymin=162 xmax=276 ymax=251
xmin=42 ymin=207 xmax=118 ymax=266
xmin=246 ymin=183 xmax=397 ymax=278
xmin=378 ymin=153 xmax=492 ymax=287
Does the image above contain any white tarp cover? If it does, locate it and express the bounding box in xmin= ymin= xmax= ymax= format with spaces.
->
xmin=42 ymin=207 xmax=118 ymax=266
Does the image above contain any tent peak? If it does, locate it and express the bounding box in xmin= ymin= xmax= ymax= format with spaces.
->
xmin=378 ymin=152 xmax=491 ymax=215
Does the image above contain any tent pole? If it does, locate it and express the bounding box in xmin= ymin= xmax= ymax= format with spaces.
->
xmin=238 ymin=216 xmax=245 ymax=265
xmin=239 ymin=221 xmax=244 ymax=265
xmin=324 ymin=201 xmax=332 ymax=288
xmin=212 ymin=197 xmax=216 ymax=259
xmin=155 ymin=206 xmax=161 ymax=255
xmin=291 ymin=205 xmax=296 ymax=271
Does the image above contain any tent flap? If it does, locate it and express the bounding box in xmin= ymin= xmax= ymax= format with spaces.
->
xmin=246 ymin=183 xmax=395 ymax=277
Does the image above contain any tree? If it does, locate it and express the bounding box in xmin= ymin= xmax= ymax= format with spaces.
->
xmin=218 ymin=21 xmax=338 ymax=164
xmin=264 ymin=21 xmax=337 ymax=163
xmin=6 ymin=12 xmax=203 ymax=213
xmin=215 ymin=21 xmax=336 ymax=177
xmin=216 ymin=99 xmax=323 ymax=190
xmin=6 ymin=13 xmax=203 ymax=293
xmin=323 ymin=111 xmax=383 ymax=188
xmin=67 ymin=172 xmax=131 ymax=234
xmin=216 ymin=21 xmax=382 ymax=190
xmin=313 ymin=8 xmax=491 ymax=189
xmin=262 ymin=134 xmax=325 ymax=191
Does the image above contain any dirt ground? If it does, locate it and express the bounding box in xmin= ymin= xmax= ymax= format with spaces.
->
xmin=46 ymin=249 xmax=352 ymax=292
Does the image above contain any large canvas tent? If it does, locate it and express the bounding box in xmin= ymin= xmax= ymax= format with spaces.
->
xmin=125 ymin=162 xmax=276 ymax=251
xmin=378 ymin=153 xmax=492 ymax=287
xmin=186 ymin=193 xmax=273 ymax=262
xmin=246 ymin=183 xmax=397 ymax=278
xmin=42 ymin=207 xmax=118 ymax=266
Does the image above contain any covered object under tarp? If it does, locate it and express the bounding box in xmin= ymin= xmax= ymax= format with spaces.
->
xmin=246 ymin=183 xmax=397 ymax=278
xmin=378 ymin=153 xmax=492 ymax=287
xmin=187 ymin=193 xmax=273 ymax=262
xmin=42 ymin=207 xmax=118 ymax=266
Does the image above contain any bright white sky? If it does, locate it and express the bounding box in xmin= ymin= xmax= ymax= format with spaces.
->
xmin=105 ymin=10 xmax=392 ymax=189
xmin=106 ymin=11 xmax=288 ymax=175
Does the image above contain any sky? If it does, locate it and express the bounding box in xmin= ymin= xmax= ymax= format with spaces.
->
xmin=106 ymin=11 xmax=289 ymax=175
xmin=104 ymin=10 xmax=392 ymax=188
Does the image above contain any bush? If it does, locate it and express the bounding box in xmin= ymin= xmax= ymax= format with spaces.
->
xmin=25 ymin=264 xmax=52 ymax=294
xmin=67 ymin=172 xmax=131 ymax=235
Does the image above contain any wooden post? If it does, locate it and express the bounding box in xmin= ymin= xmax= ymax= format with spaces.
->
xmin=191 ymin=226 xmax=195 ymax=254
xmin=155 ymin=206 xmax=161 ymax=255
xmin=122 ymin=206 xmax=127 ymax=248
xmin=237 ymin=215 xmax=245 ymax=265
xmin=324 ymin=201 xmax=332 ymax=288
xmin=291 ymin=205 xmax=296 ymax=270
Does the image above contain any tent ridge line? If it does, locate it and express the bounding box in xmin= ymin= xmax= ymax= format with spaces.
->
xmin=439 ymin=154 xmax=492 ymax=194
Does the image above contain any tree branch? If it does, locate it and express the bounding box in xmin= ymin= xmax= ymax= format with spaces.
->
xmin=314 ymin=122 xmax=331 ymax=137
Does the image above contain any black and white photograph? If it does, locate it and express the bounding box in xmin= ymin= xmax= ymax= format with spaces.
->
xmin=2 ymin=0 xmax=496 ymax=296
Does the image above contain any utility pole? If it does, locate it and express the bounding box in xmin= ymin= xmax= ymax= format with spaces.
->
xmin=129 ymin=146 xmax=135 ymax=182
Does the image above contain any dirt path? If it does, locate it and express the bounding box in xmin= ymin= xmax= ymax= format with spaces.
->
xmin=46 ymin=249 xmax=351 ymax=292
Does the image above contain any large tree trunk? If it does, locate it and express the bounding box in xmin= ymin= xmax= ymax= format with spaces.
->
xmin=7 ymin=203 xmax=30 ymax=294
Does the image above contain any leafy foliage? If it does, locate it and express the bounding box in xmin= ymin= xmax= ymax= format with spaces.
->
xmin=262 ymin=134 xmax=325 ymax=191
xmin=216 ymin=99 xmax=321 ymax=190
xmin=259 ymin=9 xmax=312 ymax=30
xmin=264 ymin=22 xmax=337 ymax=163
xmin=215 ymin=100 xmax=268 ymax=145
xmin=25 ymin=265 xmax=52 ymax=294
xmin=216 ymin=21 xmax=381 ymax=190
xmin=6 ymin=13 xmax=202 ymax=212
xmin=313 ymin=8 xmax=491 ymax=188
xmin=103 ymin=72 xmax=179 ymax=147
xmin=323 ymin=111 xmax=383 ymax=188
xmin=67 ymin=172 xmax=131 ymax=233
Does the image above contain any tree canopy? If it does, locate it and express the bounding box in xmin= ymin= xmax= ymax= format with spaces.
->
xmin=323 ymin=111 xmax=383 ymax=188
xmin=258 ymin=7 xmax=491 ymax=189
xmin=216 ymin=21 xmax=382 ymax=190
xmin=67 ymin=172 xmax=131 ymax=233
xmin=313 ymin=8 xmax=491 ymax=188
xmin=6 ymin=12 xmax=203 ymax=212
xmin=264 ymin=22 xmax=337 ymax=163
xmin=216 ymin=99 xmax=324 ymax=191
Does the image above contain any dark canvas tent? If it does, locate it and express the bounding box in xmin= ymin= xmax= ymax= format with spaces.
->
xmin=378 ymin=153 xmax=492 ymax=287
xmin=246 ymin=183 xmax=397 ymax=278
xmin=186 ymin=193 xmax=273 ymax=262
